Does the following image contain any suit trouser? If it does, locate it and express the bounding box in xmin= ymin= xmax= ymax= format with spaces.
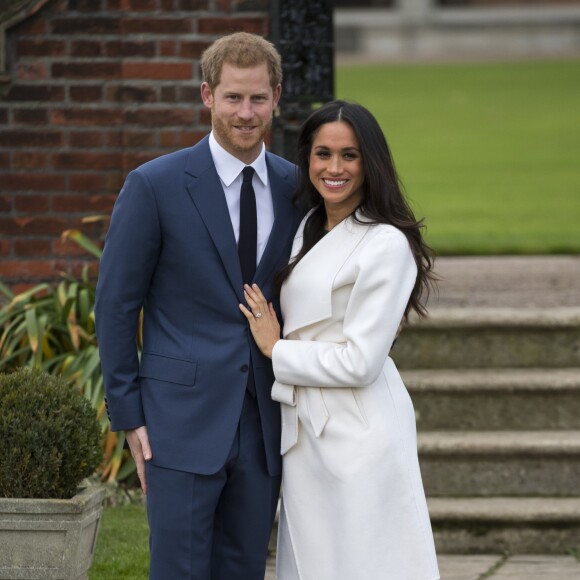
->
xmin=145 ymin=391 xmax=281 ymax=580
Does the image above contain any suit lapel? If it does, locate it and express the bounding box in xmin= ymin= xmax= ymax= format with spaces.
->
xmin=254 ymin=153 xmax=296 ymax=287
xmin=184 ymin=137 xmax=244 ymax=302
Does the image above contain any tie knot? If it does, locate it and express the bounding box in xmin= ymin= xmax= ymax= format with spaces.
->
xmin=242 ymin=166 xmax=254 ymax=183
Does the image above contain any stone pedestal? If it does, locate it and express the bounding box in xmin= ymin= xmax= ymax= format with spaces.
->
xmin=0 ymin=486 xmax=105 ymax=580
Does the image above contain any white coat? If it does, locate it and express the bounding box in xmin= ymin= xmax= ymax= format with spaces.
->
xmin=271 ymin=212 xmax=440 ymax=580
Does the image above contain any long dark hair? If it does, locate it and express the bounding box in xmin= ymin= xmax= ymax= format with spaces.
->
xmin=277 ymin=100 xmax=436 ymax=319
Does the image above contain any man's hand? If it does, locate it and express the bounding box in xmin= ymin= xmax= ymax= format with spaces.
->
xmin=125 ymin=426 xmax=152 ymax=494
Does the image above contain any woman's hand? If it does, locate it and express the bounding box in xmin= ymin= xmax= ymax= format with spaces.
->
xmin=239 ymin=284 xmax=281 ymax=359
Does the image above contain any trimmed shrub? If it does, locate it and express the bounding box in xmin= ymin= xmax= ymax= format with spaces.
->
xmin=0 ymin=367 xmax=103 ymax=499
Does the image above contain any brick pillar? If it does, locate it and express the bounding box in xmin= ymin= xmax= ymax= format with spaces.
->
xmin=0 ymin=0 xmax=269 ymax=292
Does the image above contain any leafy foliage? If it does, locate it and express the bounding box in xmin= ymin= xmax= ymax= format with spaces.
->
xmin=0 ymin=226 xmax=136 ymax=485
xmin=0 ymin=367 xmax=103 ymax=499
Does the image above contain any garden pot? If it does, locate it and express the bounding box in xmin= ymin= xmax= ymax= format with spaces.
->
xmin=0 ymin=485 xmax=105 ymax=580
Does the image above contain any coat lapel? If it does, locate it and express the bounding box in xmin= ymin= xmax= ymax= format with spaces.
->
xmin=281 ymin=214 xmax=371 ymax=337
xmin=184 ymin=137 xmax=244 ymax=302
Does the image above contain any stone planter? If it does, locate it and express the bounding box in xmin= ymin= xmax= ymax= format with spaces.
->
xmin=0 ymin=485 xmax=105 ymax=580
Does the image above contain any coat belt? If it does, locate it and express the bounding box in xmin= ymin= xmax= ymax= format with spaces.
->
xmin=271 ymin=380 xmax=329 ymax=454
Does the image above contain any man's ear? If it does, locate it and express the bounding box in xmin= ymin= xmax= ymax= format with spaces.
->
xmin=201 ymin=82 xmax=213 ymax=107
xmin=273 ymin=84 xmax=282 ymax=109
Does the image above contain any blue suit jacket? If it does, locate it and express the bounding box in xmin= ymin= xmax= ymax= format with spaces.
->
xmin=95 ymin=136 xmax=301 ymax=477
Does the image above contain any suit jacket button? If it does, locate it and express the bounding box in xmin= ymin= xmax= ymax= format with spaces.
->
xmin=240 ymin=364 xmax=249 ymax=372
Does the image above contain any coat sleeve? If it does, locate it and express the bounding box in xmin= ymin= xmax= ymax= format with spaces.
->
xmin=95 ymin=169 xmax=161 ymax=431
xmin=272 ymin=229 xmax=417 ymax=388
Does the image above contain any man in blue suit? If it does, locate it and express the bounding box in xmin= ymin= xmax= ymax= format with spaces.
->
xmin=95 ymin=32 xmax=302 ymax=579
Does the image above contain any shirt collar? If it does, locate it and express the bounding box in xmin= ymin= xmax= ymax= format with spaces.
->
xmin=209 ymin=131 xmax=268 ymax=187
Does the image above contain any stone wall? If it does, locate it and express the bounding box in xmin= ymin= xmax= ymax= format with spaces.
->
xmin=335 ymin=0 xmax=580 ymax=59
xmin=0 ymin=0 xmax=268 ymax=292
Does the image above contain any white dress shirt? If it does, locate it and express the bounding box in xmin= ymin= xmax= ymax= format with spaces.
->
xmin=208 ymin=132 xmax=275 ymax=265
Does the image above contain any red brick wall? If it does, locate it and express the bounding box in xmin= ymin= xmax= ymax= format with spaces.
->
xmin=0 ymin=0 xmax=269 ymax=293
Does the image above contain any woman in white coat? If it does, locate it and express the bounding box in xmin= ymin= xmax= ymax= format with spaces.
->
xmin=240 ymin=101 xmax=440 ymax=580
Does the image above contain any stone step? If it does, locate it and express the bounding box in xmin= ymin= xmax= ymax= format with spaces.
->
xmin=418 ymin=431 xmax=580 ymax=497
xmin=428 ymin=497 xmax=580 ymax=554
xmin=391 ymin=307 xmax=580 ymax=369
xmin=403 ymin=368 xmax=580 ymax=431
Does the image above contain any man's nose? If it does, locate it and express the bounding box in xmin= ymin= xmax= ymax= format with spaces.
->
xmin=237 ymin=99 xmax=254 ymax=120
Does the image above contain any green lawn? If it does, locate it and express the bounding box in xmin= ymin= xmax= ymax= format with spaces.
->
xmin=90 ymin=504 xmax=149 ymax=579
xmin=336 ymin=60 xmax=580 ymax=254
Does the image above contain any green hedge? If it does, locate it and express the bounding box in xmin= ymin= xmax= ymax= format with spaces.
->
xmin=0 ymin=367 xmax=102 ymax=499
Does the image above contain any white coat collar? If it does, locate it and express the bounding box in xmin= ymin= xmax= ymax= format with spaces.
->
xmin=281 ymin=209 xmax=371 ymax=337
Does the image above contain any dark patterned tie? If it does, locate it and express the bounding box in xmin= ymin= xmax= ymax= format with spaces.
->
xmin=238 ymin=166 xmax=257 ymax=397
xmin=238 ymin=166 xmax=257 ymax=285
